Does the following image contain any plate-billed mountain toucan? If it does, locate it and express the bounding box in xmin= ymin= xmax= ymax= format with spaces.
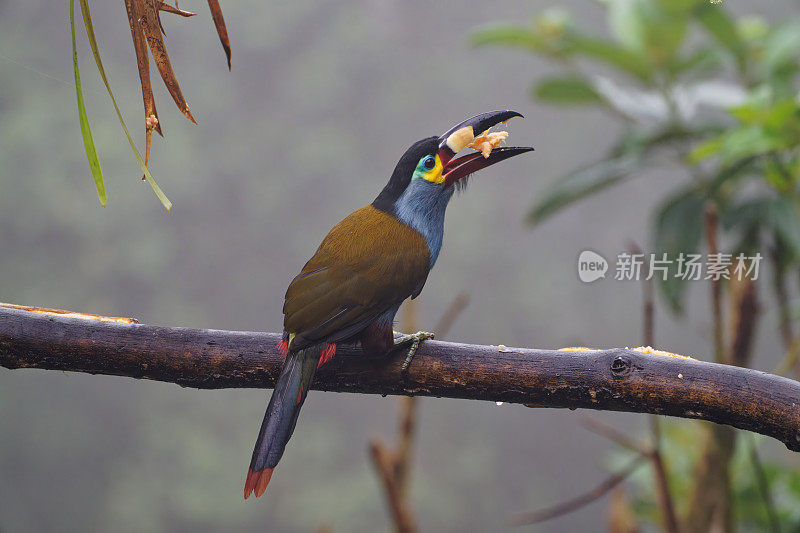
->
xmin=244 ymin=110 xmax=533 ymax=499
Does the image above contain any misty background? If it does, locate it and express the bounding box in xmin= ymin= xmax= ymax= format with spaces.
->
xmin=0 ymin=1 xmax=794 ymax=531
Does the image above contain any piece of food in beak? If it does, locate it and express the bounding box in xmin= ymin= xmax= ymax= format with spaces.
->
xmin=467 ymin=130 xmax=508 ymax=158
xmin=446 ymin=127 xmax=477 ymax=154
xmin=437 ymin=110 xmax=533 ymax=186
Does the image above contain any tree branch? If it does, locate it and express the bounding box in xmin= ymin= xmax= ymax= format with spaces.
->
xmin=509 ymin=455 xmax=647 ymax=526
xmin=2 ymin=305 xmax=800 ymax=452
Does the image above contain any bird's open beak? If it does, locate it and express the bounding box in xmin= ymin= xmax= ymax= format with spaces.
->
xmin=437 ymin=110 xmax=533 ymax=187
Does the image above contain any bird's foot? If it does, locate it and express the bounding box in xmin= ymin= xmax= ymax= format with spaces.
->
xmin=393 ymin=331 xmax=435 ymax=372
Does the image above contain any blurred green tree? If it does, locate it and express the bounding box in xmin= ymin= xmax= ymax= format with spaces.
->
xmin=474 ymin=1 xmax=800 ymax=531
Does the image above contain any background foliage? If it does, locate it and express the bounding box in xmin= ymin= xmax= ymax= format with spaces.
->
xmin=476 ymin=0 xmax=800 ymax=530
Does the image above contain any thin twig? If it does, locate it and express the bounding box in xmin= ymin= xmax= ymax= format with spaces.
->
xmin=705 ymin=205 xmax=726 ymax=364
xmin=433 ymin=292 xmax=470 ymax=338
xmin=581 ymin=416 xmax=648 ymax=455
xmin=394 ymin=396 xmax=416 ymax=497
xmin=685 ymin=253 xmax=759 ymax=533
xmin=370 ymin=300 xmax=420 ymax=533
xmin=394 ymin=299 xmax=420 ymax=497
xmin=648 ymin=417 xmax=678 ymax=533
xmin=770 ymin=245 xmax=795 ymax=351
xmin=608 ymin=487 xmax=640 ymax=533
xmin=628 ymin=241 xmax=678 ymax=533
xmin=370 ymin=294 xmax=471 ymax=533
xmin=369 ymin=440 xmax=416 ymax=533
xmin=509 ymin=455 xmax=647 ymax=526
xmin=774 ymin=329 xmax=800 ymax=377
xmin=728 ymin=278 xmax=759 ymax=367
xmin=624 ymin=242 xmax=654 ymax=348
xmin=748 ymin=435 xmax=781 ymax=533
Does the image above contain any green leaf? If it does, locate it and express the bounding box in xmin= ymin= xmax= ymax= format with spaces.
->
xmin=728 ymin=103 xmax=767 ymax=125
xmin=607 ymin=0 xmax=645 ymax=52
xmin=764 ymin=155 xmax=797 ymax=191
xmin=762 ymin=21 xmax=800 ymax=78
xmin=640 ymin=1 xmax=689 ymax=65
xmin=706 ymin=157 xmax=758 ymax=195
xmin=694 ymin=2 xmax=746 ymax=73
xmin=770 ymin=196 xmax=800 ymax=258
xmin=689 ymin=135 xmax=725 ymax=163
xmin=527 ymin=156 xmax=638 ymax=225
xmin=70 ymin=0 xmax=106 ymax=206
xmin=764 ymin=99 xmax=800 ymax=133
xmin=721 ymin=197 xmax=771 ymax=231
xmin=654 ymin=190 xmax=705 ymax=257
xmin=78 ymin=0 xmax=172 ymax=211
xmin=737 ymin=15 xmax=769 ymax=43
xmin=719 ymin=126 xmax=784 ymax=163
xmin=653 ymin=188 xmax=706 ymax=313
xmin=470 ymin=25 xmax=546 ymax=51
xmin=721 ymin=195 xmax=800 ymax=260
xmin=617 ymin=124 xmax=724 ymax=157
xmin=532 ymin=76 xmax=602 ymax=104
xmin=472 ymin=16 xmax=653 ymax=81
xmin=567 ymin=34 xmax=653 ymax=82
xmin=607 ymin=0 xmax=688 ymax=67
xmin=667 ymin=45 xmax=723 ymax=78
xmin=691 ymin=126 xmax=784 ymax=165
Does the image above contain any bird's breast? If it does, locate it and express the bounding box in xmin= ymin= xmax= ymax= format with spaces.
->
xmin=393 ymin=181 xmax=452 ymax=268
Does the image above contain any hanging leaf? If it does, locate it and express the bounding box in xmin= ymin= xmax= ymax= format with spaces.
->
xmin=761 ymin=21 xmax=800 ymax=79
xmin=706 ymin=156 xmax=759 ymax=196
xmin=159 ymin=3 xmax=196 ymax=17
xmin=471 ymin=25 xmax=548 ymax=52
xmin=653 ymin=188 xmax=706 ymax=313
xmin=607 ymin=0 xmax=646 ymax=52
xmin=690 ymin=126 xmax=784 ymax=165
xmin=770 ymin=196 xmax=800 ymax=258
xmin=67 ymin=0 xmax=233 ymax=207
xmin=725 ymin=196 xmax=800 ymax=259
xmin=70 ymin=0 xmax=106 ymax=206
xmin=667 ymin=45 xmax=723 ymax=78
xmin=207 ymin=0 xmax=231 ymax=70
xmin=140 ymin=0 xmax=196 ymax=124
xmin=566 ymin=34 xmax=653 ymax=82
xmin=78 ymin=0 xmax=172 ymax=210
xmin=532 ymin=76 xmax=603 ymax=105
xmin=605 ymin=0 xmax=689 ymax=69
xmin=694 ymin=2 xmax=747 ymax=74
xmin=124 ymin=0 xmax=162 ymax=137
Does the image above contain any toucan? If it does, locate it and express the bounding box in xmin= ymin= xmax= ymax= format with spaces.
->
xmin=244 ymin=110 xmax=533 ymax=498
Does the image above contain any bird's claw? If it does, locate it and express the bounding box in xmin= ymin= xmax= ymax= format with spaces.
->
xmin=394 ymin=331 xmax=435 ymax=372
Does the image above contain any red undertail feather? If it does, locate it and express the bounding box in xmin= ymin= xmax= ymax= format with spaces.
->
xmin=318 ymin=343 xmax=337 ymax=368
xmin=277 ymin=337 xmax=290 ymax=357
xmin=244 ymin=467 xmax=274 ymax=499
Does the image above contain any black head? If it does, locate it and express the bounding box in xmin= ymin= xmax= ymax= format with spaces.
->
xmin=372 ymin=137 xmax=439 ymax=213
xmin=371 ymin=111 xmax=533 ymax=214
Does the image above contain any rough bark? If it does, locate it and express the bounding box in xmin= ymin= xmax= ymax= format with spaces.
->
xmin=2 ymin=306 xmax=800 ymax=453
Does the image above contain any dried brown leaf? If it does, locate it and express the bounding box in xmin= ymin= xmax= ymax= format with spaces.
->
xmin=140 ymin=0 xmax=197 ymax=124
xmin=159 ymin=3 xmax=196 ymax=17
xmin=207 ymin=0 xmax=231 ymax=70
xmin=124 ymin=0 xmax=162 ymax=135
xmin=143 ymin=128 xmax=152 ymax=181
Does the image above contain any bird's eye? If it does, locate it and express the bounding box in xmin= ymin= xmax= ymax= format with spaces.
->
xmin=422 ymin=156 xmax=436 ymax=170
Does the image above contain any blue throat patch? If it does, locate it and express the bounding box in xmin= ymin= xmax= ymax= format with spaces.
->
xmin=393 ymin=179 xmax=454 ymax=268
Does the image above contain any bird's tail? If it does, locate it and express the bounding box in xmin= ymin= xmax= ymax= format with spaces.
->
xmin=244 ymin=343 xmax=329 ymax=499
